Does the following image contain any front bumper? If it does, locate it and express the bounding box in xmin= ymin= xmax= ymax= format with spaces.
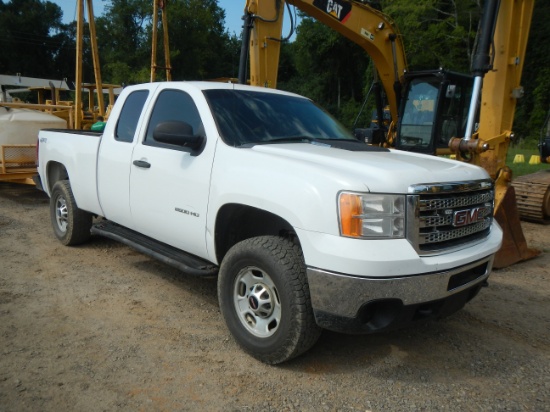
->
xmin=306 ymin=254 xmax=493 ymax=333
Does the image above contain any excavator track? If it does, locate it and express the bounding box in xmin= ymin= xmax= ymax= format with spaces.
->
xmin=512 ymin=170 xmax=550 ymax=224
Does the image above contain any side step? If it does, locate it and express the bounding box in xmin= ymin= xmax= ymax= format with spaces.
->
xmin=91 ymin=221 xmax=218 ymax=276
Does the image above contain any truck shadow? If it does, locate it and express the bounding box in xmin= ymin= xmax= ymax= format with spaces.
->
xmin=0 ymin=182 xmax=49 ymax=205
xmin=286 ymin=305 xmax=543 ymax=385
xmin=132 ymin=256 xmax=219 ymax=304
xmin=84 ymin=234 xmax=219 ymax=303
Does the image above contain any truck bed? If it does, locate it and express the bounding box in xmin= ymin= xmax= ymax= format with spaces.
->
xmin=38 ymin=128 xmax=103 ymax=215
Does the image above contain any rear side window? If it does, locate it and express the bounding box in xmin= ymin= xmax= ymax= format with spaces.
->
xmin=115 ymin=90 xmax=149 ymax=142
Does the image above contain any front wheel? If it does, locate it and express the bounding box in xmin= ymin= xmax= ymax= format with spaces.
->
xmin=50 ymin=180 xmax=92 ymax=246
xmin=218 ymin=236 xmax=321 ymax=364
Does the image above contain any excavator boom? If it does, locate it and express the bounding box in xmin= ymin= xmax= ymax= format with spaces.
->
xmin=243 ymin=0 xmax=407 ymax=122
xmin=477 ymin=0 xmax=534 ymax=178
xmin=477 ymin=0 xmax=542 ymax=265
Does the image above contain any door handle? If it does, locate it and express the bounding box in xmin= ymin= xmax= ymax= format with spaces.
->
xmin=133 ymin=160 xmax=151 ymax=169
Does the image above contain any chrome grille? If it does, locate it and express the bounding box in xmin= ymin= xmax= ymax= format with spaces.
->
xmin=407 ymin=180 xmax=494 ymax=255
xmin=420 ymin=218 xmax=492 ymax=243
xmin=420 ymin=191 xmax=493 ymax=211
xmin=420 ymin=204 xmax=492 ymax=228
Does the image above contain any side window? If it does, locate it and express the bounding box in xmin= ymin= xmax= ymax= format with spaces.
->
xmin=145 ymin=89 xmax=204 ymax=148
xmin=115 ymin=90 xmax=149 ymax=142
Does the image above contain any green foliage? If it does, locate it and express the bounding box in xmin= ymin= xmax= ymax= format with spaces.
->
xmin=524 ymin=67 xmax=550 ymax=144
xmin=1 ymin=0 xmax=239 ymax=85
xmin=277 ymin=15 xmax=370 ymax=126
xmin=2 ymin=0 xmax=548 ymax=147
xmin=95 ymin=0 xmax=151 ymax=82
xmin=164 ymin=0 xmax=240 ymax=80
xmin=514 ymin=1 xmax=550 ymax=144
xmin=381 ymin=0 xmax=480 ymax=72
xmin=338 ymin=98 xmax=365 ymax=130
xmin=0 ymin=0 xmax=72 ymax=78
xmin=93 ymin=0 xmax=241 ymax=84
xmin=102 ymin=61 xmax=149 ymax=85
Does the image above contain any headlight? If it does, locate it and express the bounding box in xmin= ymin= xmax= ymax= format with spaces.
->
xmin=338 ymin=192 xmax=406 ymax=239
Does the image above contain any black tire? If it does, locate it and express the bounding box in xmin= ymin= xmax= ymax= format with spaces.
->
xmin=50 ymin=180 xmax=92 ymax=246
xmin=218 ymin=236 xmax=321 ymax=364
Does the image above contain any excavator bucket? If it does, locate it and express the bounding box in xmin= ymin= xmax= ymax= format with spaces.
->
xmin=493 ymin=185 xmax=540 ymax=268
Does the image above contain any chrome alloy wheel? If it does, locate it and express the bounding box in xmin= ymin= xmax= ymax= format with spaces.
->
xmin=54 ymin=194 xmax=69 ymax=233
xmin=233 ymin=266 xmax=281 ymax=338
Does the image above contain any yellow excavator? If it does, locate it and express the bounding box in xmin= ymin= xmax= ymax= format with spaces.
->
xmin=238 ymin=0 xmax=548 ymax=268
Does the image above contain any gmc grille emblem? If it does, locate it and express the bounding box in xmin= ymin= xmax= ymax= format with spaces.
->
xmin=453 ymin=207 xmax=485 ymax=227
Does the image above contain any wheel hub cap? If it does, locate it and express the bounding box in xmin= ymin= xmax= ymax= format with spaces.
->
xmin=55 ymin=196 xmax=68 ymax=233
xmin=234 ymin=267 xmax=281 ymax=338
xmin=248 ymin=283 xmax=274 ymax=318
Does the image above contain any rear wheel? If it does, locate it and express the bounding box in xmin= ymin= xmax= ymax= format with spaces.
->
xmin=50 ymin=180 xmax=92 ymax=246
xmin=218 ymin=236 xmax=321 ymax=364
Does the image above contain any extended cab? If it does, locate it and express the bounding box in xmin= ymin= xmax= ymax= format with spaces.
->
xmin=37 ymin=82 xmax=503 ymax=364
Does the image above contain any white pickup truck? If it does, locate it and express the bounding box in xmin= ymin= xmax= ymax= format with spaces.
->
xmin=37 ymin=81 xmax=502 ymax=364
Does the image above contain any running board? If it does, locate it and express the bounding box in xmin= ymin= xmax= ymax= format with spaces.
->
xmin=91 ymin=221 xmax=218 ymax=276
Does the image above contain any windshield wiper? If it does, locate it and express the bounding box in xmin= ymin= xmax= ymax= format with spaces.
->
xmin=239 ymin=136 xmax=359 ymax=148
xmin=238 ymin=136 xmax=316 ymax=147
xmin=265 ymin=136 xmax=317 ymax=144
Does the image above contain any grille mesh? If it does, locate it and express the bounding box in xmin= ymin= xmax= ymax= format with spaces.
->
xmin=420 ymin=218 xmax=492 ymax=244
xmin=409 ymin=182 xmax=494 ymax=253
xmin=420 ymin=191 xmax=493 ymax=211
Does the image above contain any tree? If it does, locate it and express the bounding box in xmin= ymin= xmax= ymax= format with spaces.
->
xmin=514 ymin=1 xmax=550 ymax=144
xmin=94 ymin=0 xmax=240 ymax=85
xmin=278 ymin=15 xmax=370 ymax=128
xmin=0 ymin=0 xmax=72 ymax=78
xmin=95 ymin=0 xmax=151 ymax=84
xmin=164 ymin=0 xmax=240 ymax=80
xmin=382 ymin=0 xmax=480 ymax=72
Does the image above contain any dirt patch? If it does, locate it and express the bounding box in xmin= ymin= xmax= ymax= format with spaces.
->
xmin=1 ymin=182 xmax=549 ymax=411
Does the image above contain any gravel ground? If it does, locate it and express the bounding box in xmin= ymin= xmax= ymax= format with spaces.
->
xmin=0 ymin=182 xmax=549 ymax=411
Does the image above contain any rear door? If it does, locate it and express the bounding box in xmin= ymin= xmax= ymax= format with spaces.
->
xmin=97 ymin=86 xmax=155 ymax=228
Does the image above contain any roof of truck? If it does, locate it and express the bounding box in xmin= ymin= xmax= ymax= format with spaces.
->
xmin=123 ymin=80 xmax=305 ymax=99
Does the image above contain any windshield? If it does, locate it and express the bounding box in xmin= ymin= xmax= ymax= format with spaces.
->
xmin=203 ymin=89 xmax=356 ymax=147
xmin=398 ymin=78 xmax=438 ymax=149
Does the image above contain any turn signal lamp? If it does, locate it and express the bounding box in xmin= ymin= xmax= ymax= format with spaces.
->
xmin=339 ymin=192 xmax=406 ymax=239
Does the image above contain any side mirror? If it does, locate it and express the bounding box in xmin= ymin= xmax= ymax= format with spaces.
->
xmin=153 ymin=121 xmax=205 ymax=152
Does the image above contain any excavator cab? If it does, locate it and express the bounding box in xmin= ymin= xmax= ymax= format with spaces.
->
xmin=395 ymin=70 xmax=473 ymax=155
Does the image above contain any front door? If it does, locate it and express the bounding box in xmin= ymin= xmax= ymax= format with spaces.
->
xmin=128 ymin=87 xmax=214 ymax=259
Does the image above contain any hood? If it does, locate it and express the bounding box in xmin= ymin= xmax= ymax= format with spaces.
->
xmin=250 ymin=142 xmax=490 ymax=193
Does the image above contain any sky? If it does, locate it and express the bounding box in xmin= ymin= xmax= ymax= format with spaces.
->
xmin=55 ymin=0 xmax=294 ymax=37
